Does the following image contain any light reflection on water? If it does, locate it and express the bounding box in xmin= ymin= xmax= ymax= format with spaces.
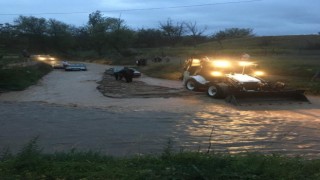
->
xmin=174 ymin=104 xmax=320 ymax=156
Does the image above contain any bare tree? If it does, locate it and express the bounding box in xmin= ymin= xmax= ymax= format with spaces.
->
xmin=159 ymin=18 xmax=185 ymax=46
xmin=185 ymin=21 xmax=207 ymax=46
xmin=185 ymin=21 xmax=207 ymax=36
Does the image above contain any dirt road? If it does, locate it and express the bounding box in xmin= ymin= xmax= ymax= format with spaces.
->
xmin=1 ymin=63 xmax=320 ymax=156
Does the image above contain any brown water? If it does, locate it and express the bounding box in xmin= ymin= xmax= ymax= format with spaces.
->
xmin=0 ymin=63 xmax=319 ymax=157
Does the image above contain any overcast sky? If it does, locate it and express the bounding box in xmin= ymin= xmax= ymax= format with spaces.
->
xmin=0 ymin=0 xmax=319 ymax=36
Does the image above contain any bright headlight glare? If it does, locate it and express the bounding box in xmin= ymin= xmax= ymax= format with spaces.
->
xmin=212 ymin=60 xmax=230 ymax=68
xmin=239 ymin=61 xmax=253 ymax=66
xmin=211 ymin=71 xmax=223 ymax=76
xmin=191 ymin=59 xmax=201 ymax=66
xmin=38 ymin=57 xmax=46 ymax=61
xmin=254 ymin=71 xmax=265 ymax=76
xmin=49 ymin=57 xmax=55 ymax=60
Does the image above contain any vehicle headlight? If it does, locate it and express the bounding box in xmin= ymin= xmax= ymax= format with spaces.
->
xmin=38 ymin=57 xmax=46 ymax=61
xmin=49 ymin=57 xmax=55 ymax=60
xmin=212 ymin=60 xmax=230 ymax=68
xmin=191 ymin=59 xmax=201 ymax=66
xmin=239 ymin=61 xmax=253 ymax=66
xmin=254 ymin=71 xmax=265 ymax=76
xmin=211 ymin=71 xmax=223 ymax=76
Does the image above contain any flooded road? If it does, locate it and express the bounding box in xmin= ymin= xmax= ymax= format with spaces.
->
xmin=0 ymin=63 xmax=319 ymax=157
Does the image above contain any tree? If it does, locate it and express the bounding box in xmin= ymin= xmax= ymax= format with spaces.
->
xmin=159 ymin=18 xmax=185 ymax=46
xmin=212 ymin=28 xmax=254 ymax=48
xmin=0 ymin=23 xmax=19 ymax=51
xmin=72 ymin=26 xmax=90 ymax=51
xmin=185 ymin=21 xmax=207 ymax=46
xmin=213 ymin=28 xmax=254 ymax=39
xmin=14 ymin=16 xmax=48 ymax=51
xmin=87 ymin=11 xmax=134 ymax=56
xmin=87 ymin=11 xmax=109 ymax=55
xmin=106 ymin=17 xmax=135 ymax=52
xmin=47 ymin=19 xmax=75 ymax=52
xmin=135 ymin=28 xmax=164 ymax=48
xmin=185 ymin=21 xmax=207 ymax=36
xmin=14 ymin=16 xmax=47 ymax=35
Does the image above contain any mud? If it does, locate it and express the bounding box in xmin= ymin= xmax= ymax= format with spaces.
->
xmin=0 ymin=63 xmax=320 ymax=157
xmin=97 ymin=73 xmax=192 ymax=98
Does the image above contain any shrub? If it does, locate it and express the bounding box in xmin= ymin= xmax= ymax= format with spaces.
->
xmin=0 ymin=62 xmax=52 ymax=91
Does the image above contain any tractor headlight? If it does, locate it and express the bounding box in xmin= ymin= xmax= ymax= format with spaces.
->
xmin=239 ymin=61 xmax=253 ymax=66
xmin=254 ymin=71 xmax=265 ymax=76
xmin=49 ymin=57 xmax=55 ymax=61
xmin=191 ymin=59 xmax=201 ymax=66
xmin=212 ymin=60 xmax=230 ymax=68
xmin=211 ymin=71 xmax=223 ymax=76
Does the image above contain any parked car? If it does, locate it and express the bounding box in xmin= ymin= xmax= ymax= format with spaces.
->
xmin=105 ymin=66 xmax=141 ymax=77
xmin=65 ymin=64 xmax=87 ymax=71
xmin=51 ymin=62 xmax=64 ymax=69
xmin=105 ymin=66 xmax=124 ymax=75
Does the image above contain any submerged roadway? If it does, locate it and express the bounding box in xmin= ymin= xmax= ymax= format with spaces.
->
xmin=0 ymin=63 xmax=320 ymax=157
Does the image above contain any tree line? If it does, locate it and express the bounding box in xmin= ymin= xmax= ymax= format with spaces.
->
xmin=0 ymin=11 xmax=254 ymax=58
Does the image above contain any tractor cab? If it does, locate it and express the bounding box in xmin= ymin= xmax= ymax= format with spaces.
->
xmin=182 ymin=58 xmax=232 ymax=90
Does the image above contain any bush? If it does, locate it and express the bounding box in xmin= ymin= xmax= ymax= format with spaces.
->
xmin=0 ymin=62 xmax=52 ymax=91
xmin=1 ymin=140 xmax=320 ymax=179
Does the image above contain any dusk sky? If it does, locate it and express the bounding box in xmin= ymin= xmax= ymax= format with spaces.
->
xmin=0 ymin=0 xmax=319 ymax=36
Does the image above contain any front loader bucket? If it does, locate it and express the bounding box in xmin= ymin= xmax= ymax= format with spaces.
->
xmin=225 ymin=90 xmax=310 ymax=106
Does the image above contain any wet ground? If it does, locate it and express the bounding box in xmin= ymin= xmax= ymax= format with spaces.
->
xmin=0 ymin=63 xmax=320 ymax=157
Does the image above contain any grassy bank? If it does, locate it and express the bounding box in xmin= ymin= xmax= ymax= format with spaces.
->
xmin=0 ymin=62 xmax=52 ymax=91
xmin=1 ymin=140 xmax=320 ymax=179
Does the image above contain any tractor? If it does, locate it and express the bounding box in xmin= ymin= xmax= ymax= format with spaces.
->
xmin=182 ymin=58 xmax=309 ymax=105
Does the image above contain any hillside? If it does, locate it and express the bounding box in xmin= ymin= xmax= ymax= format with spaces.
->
xmin=201 ymin=35 xmax=320 ymax=50
xmin=138 ymin=35 xmax=320 ymax=57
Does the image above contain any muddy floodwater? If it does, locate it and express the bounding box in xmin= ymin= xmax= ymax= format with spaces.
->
xmin=0 ymin=63 xmax=320 ymax=157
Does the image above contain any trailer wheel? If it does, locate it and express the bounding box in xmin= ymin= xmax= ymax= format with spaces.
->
xmin=207 ymin=83 xmax=229 ymax=98
xmin=207 ymin=85 xmax=221 ymax=98
xmin=185 ymin=79 xmax=198 ymax=91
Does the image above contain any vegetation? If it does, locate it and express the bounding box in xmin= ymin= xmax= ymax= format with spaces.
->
xmin=0 ymin=62 xmax=52 ymax=91
xmin=0 ymin=11 xmax=253 ymax=60
xmin=1 ymin=140 xmax=320 ymax=179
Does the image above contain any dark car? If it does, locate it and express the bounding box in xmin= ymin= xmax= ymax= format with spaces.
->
xmin=105 ymin=66 xmax=124 ymax=75
xmin=65 ymin=64 xmax=87 ymax=71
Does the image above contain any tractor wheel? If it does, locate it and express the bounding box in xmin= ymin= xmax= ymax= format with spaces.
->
xmin=185 ymin=79 xmax=198 ymax=91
